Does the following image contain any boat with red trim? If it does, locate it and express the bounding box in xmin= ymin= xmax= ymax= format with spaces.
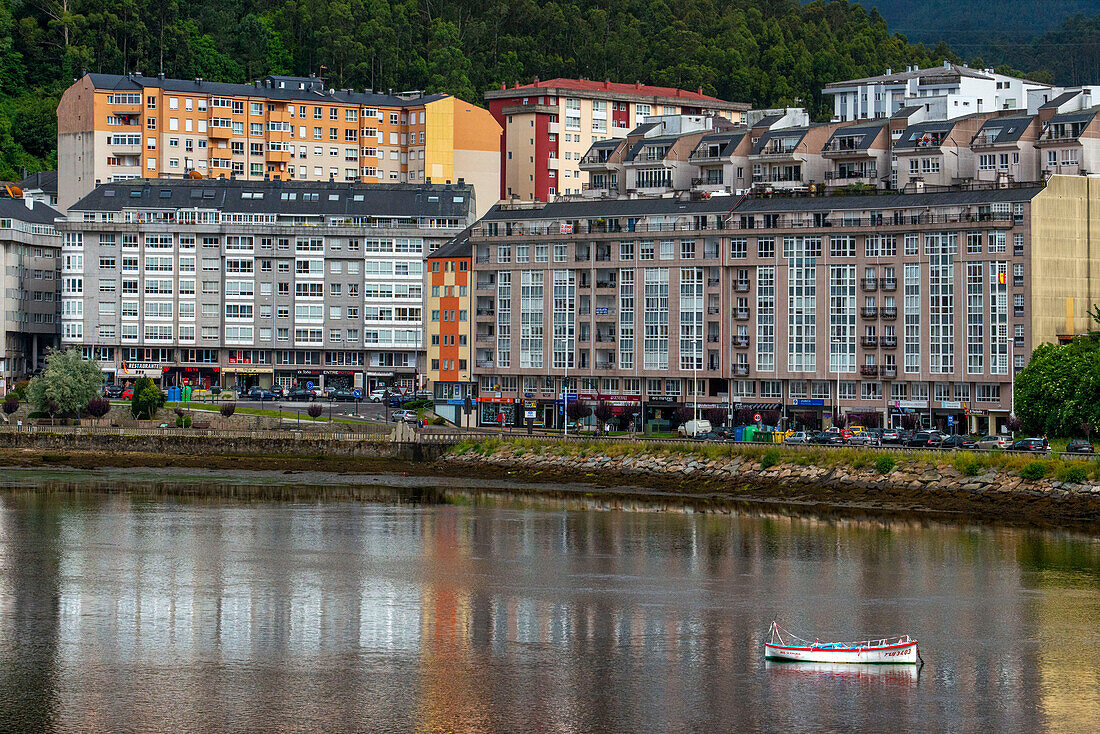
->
xmin=765 ymin=621 xmax=921 ymax=665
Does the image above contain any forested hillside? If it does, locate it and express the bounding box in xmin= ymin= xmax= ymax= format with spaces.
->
xmin=0 ymin=0 xmax=1095 ymax=181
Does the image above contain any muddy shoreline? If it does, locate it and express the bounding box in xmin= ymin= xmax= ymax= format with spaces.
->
xmin=0 ymin=447 xmax=1097 ymax=532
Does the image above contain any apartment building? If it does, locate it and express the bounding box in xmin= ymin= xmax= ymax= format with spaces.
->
xmin=56 ymin=73 xmax=501 ymax=216
xmin=825 ymin=62 xmax=1051 ymax=122
xmin=0 ymin=194 xmax=62 ymax=393
xmin=425 ymin=226 xmax=476 ymax=424
xmin=469 ymin=176 xmax=1100 ymax=434
xmin=56 ymin=179 xmax=472 ymax=392
xmin=484 ymin=78 xmax=750 ymax=202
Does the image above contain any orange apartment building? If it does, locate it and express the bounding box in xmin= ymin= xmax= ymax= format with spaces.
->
xmin=425 ymin=226 xmax=475 ymax=425
xmin=57 ymin=73 xmax=501 ymax=216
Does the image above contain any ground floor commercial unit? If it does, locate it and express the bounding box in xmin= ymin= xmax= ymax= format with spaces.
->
xmin=469 ymin=177 xmax=1100 ymax=433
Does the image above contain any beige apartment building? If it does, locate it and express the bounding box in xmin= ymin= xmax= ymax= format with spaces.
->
xmin=485 ymin=78 xmax=750 ymax=202
xmin=56 ymin=73 xmax=501 ymax=216
xmin=469 ymin=176 xmax=1100 ymax=434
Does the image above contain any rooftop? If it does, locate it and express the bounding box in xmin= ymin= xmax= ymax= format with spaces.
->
xmin=68 ymin=179 xmax=474 ymax=219
xmin=485 ymin=78 xmax=748 ymax=109
xmin=17 ymin=170 xmax=57 ymax=195
xmin=0 ymin=196 xmax=61 ymax=225
xmin=428 ymin=225 xmax=473 ymax=260
xmin=86 ymin=72 xmax=450 ymax=108
xmin=824 ymin=63 xmax=1048 ymax=91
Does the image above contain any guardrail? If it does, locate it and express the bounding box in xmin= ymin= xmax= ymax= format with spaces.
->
xmin=0 ymin=425 xmax=389 ymax=440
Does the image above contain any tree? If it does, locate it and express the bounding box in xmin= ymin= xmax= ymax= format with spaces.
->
xmin=27 ymin=348 xmax=102 ymax=418
xmin=833 ymin=412 xmax=848 ymax=429
xmin=566 ymin=398 xmax=591 ymax=422
xmin=130 ymin=375 xmax=165 ymax=419
xmin=307 ymin=403 xmax=323 ymax=418
xmin=672 ymin=406 xmax=694 ymax=427
xmin=703 ymin=407 xmax=728 ymax=427
xmin=1015 ymin=335 xmax=1100 ymax=437
xmin=220 ymin=402 xmax=236 ymax=418
xmin=761 ymin=409 xmax=781 ymax=427
xmin=84 ymin=396 xmax=110 ymax=423
xmin=593 ymin=401 xmax=614 ymax=430
xmin=2 ymin=393 xmax=18 ymax=417
xmin=900 ymin=413 xmax=920 ymax=431
xmin=617 ymin=404 xmax=640 ymax=431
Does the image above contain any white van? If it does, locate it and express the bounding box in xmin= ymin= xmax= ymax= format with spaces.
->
xmin=678 ymin=419 xmax=712 ymax=437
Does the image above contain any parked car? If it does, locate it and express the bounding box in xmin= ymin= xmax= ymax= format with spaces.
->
xmin=247 ymin=387 xmax=277 ymax=401
xmin=1065 ymin=439 xmax=1096 ymax=454
xmin=677 ymin=419 xmax=712 ymax=437
xmin=121 ymin=387 xmax=134 ymax=400
xmin=880 ymin=428 xmax=901 ymax=444
xmin=268 ymin=386 xmax=285 ymax=399
xmin=102 ymin=384 xmax=123 ymax=398
xmin=286 ymin=386 xmax=314 ymax=402
xmin=691 ymin=431 xmax=720 ymax=441
xmin=328 ymin=389 xmax=358 ymax=402
xmin=811 ymin=431 xmax=844 ymax=445
xmin=368 ymin=389 xmax=387 ymax=402
xmin=941 ymin=434 xmax=979 ymax=449
xmin=975 ymin=435 xmax=1011 ymax=450
xmin=906 ymin=431 xmax=943 ymax=448
xmin=846 ymin=432 xmax=875 ymax=446
xmin=1010 ymin=437 xmax=1049 ymax=453
xmin=784 ymin=431 xmax=813 ymax=445
xmin=390 ymin=409 xmax=419 ymax=423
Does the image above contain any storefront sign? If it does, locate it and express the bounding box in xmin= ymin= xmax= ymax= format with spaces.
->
xmin=478 ymin=396 xmax=515 ymax=404
xmin=895 ymin=400 xmax=929 ymax=409
xmin=794 ymin=398 xmax=824 ymax=406
xmin=223 ymin=366 xmax=273 ymax=375
xmin=646 ymin=397 xmax=680 ymax=405
xmin=940 ymin=400 xmax=962 ymax=409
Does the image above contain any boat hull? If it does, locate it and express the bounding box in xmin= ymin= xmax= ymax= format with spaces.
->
xmin=765 ymin=641 xmax=918 ymax=665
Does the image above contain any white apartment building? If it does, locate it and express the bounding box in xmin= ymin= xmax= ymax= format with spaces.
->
xmin=56 ymin=179 xmax=472 ymax=392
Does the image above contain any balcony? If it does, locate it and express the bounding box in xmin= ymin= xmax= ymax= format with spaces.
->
xmin=595 ymin=333 xmax=616 ymax=343
xmin=546 ymin=157 xmax=559 ymax=170
xmin=707 ymin=335 xmax=720 ymax=343
xmin=821 ymin=140 xmax=874 ymax=159
xmin=209 ymin=124 xmax=233 ymax=139
xmin=476 ymin=281 xmax=495 ymax=291
xmin=734 ymin=280 xmax=751 ymax=292
xmin=733 ymin=365 xmax=750 ymax=376
xmin=860 ymin=306 xmax=878 ymax=319
xmin=859 ymin=365 xmax=879 ymax=377
xmin=476 ymin=360 xmax=495 ymax=368
xmin=1014 ymin=306 xmax=1025 ymax=317
xmin=881 ymin=366 xmax=897 ymax=378
xmin=108 ymin=141 xmax=142 ymax=155
xmin=595 ymin=280 xmax=617 ymax=290
xmin=1014 ymin=336 xmax=1025 ymax=348
xmin=860 ymin=335 xmax=878 ymax=348
xmin=860 ymin=278 xmax=878 ymax=292
xmin=594 ymin=307 xmax=617 ymax=318
xmin=267 ymin=149 xmax=292 ymax=163
xmin=707 ymin=277 xmax=721 ymax=287
xmin=475 ymin=308 xmax=495 ymax=316
xmin=733 ymin=336 xmax=750 ymax=348
xmin=880 ymin=277 xmax=897 ymax=291
xmin=880 ymin=307 xmax=897 ymax=320
xmin=596 ymin=361 xmax=615 ymax=370
xmin=881 ymin=336 xmax=898 ymax=348
xmin=707 ymin=306 xmax=720 ymax=315
xmin=475 ymin=335 xmax=494 ymax=344
xmin=735 ymin=309 xmax=750 ymax=321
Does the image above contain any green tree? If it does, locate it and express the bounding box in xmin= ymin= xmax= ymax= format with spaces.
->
xmin=1015 ymin=335 xmax=1100 ymax=437
xmin=130 ymin=375 xmax=165 ymax=419
xmin=26 ymin=348 xmax=103 ymax=417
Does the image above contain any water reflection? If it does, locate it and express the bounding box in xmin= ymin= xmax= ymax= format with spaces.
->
xmin=0 ymin=475 xmax=1096 ymax=732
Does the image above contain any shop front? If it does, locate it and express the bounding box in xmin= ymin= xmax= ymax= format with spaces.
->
xmin=223 ymin=366 xmax=273 ymax=391
xmin=478 ymin=395 xmax=518 ymax=428
xmin=434 ymin=382 xmax=477 ymax=426
xmin=643 ymin=397 xmax=682 ymax=434
xmin=933 ymin=401 xmax=968 ymax=434
xmin=320 ymin=369 xmax=362 ymax=390
xmin=789 ymin=399 xmax=826 ymax=430
xmin=163 ymin=365 xmax=220 ymax=389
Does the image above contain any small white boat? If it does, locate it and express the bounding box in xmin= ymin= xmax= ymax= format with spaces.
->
xmin=765 ymin=621 xmax=921 ymax=665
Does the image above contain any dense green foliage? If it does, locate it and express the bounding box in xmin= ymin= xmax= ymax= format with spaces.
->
xmin=26 ymin=348 xmax=103 ymax=417
xmin=1015 ymin=335 xmax=1100 ymax=438
xmin=1 ymin=0 xmax=1096 ymax=181
xmin=130 ymin=376 xmax=165 ymax=419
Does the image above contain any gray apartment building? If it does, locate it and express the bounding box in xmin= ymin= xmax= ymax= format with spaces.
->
xmin=57 ymin=179 xmax=472 ymax=392
xmin=0 ymin=195 xmax=63 ymax=393
xmin=470 ymin=176 xmax=1100 ymax=434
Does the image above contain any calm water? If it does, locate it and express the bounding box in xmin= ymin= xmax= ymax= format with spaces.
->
xmin=0 ymin=469 xmax=1098 ymax=733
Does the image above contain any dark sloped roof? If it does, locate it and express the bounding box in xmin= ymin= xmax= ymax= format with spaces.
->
xmin=624 ymin=136 xmax=679 ymax=162
xmin=1039 ymin=91 xmax=1082 ymax=110
xmin=1047 ymin=108 xmax=1099 ymax=125
xmin=0 ymin=197 xmax=61 ymax=224
xmin=85 ymin=73 xmax=447 ymax=108
xmin=731 ymin=186 xmax=1042 ymax=214
xmin=751 ymin=114 xmax=785 ymax=129
xmin=825 ymin=122 xmax=886 ymax=150
xmin=428 ymin=225 xmax=473 ymax=260
xmin=17 ymin=170 xmax=57 ymax=195
xmin=691 ymin=132 xmax=747 ymax=157
xmin=973 ymin=116 xmax=1033 ymax=145
xmin=68 ymin=179 xmax=473 ymax=218
xmin=893 ymin=120 xmax=958 ymax=149
xmin=751 ymin=127 xmax=809 ymax=155
xmin=479 ymin=195 xmax=741 ymax=222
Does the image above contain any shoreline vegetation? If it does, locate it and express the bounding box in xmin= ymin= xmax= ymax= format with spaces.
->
xmin=0 ymin=433 xmax=1097 ymax=531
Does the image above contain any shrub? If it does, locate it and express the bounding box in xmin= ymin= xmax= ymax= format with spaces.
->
xmin=875 ymin=455 xmax=896 ymax=474
xmin=1057 ymin=463 xmax=1088 ymax=484
xmin=954 ymin=453 xmax=981 ymax=476
xmin=1020 ymin=461 xmax=1047 ymax=481
xmin=2 ymin=394 xmax=19 ymax=416
xmin=175 ymin=415 xmax=192 ymax=428
xmin=220 ymin=402 xmax=237 ymax=418
xmin=760 ymin=448 xmax=781 ymax=470
xmin=130 ymin=376 xmax=165 ymax=419
xmin=84 ymin=397 xmax=111 ymax=420
xmin=432 ymin=416 xmax=445 ymax=426
xmin=307 ymin=403 xmax=324 ymax=418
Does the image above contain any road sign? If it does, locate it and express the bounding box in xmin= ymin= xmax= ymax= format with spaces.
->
xmin=753 ymin=412 xmax=762 ymax=423
xmin=306 ymin=381 xmax=314 ymax=389
xmin=524 ymin=410 xmax=536 ymax=419
xmin=353 ymin=389 xmax=361 ymax=399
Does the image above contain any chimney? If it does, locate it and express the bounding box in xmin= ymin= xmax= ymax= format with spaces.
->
xmin=500 ymin=83 xmax=505 ymax=90
xmin=533 ymin=76 xmax=539 ymax=84
xmin=885 ymin=68 xmax=892 ymax=75
xmin=698 ymin=86 xmax=703 ymax=94
xmin=635 ymin=81 xmax=641 ymax=90
xmin=25 ymin=197 xmax=33 ymax=211
xmin=195 ymin=77 xmax=202 ymax=86
xmin=157 ymin=72 xmax=165 ymax=80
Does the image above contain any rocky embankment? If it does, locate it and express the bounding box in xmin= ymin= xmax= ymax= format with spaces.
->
xmin=444 ymin=442 xmax=1100 ymax=527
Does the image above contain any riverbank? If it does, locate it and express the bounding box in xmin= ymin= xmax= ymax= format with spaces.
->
xmin=1 ymin=437 xmax=1098 ymax=530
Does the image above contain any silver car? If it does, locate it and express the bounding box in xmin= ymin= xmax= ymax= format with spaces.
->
xmin=783 ymin=431 xmax=812 ymax=445
xmin=975 ymin=435 xmax=1011 ymax=450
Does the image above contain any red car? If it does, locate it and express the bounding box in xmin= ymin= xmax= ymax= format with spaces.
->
xmin=121 ymin=388 xmax=134 ymax=399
